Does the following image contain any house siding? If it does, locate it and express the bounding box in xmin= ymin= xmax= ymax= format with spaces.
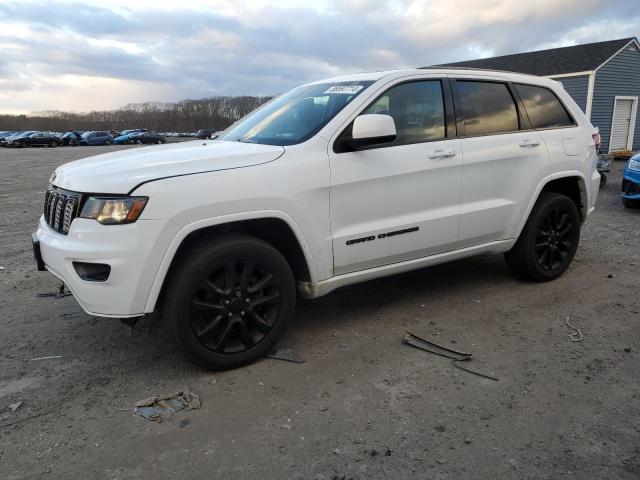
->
xmin=553 ymin=75 xmax=589 ymax=113
xmin=592 ymin=42 xmax=640 ymax=152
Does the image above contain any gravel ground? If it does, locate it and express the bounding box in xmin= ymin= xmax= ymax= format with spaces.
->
xmin=0 ymin=145 xmax=639 ymax=480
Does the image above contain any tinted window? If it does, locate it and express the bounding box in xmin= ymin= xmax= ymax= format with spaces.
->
xmin=457 ymin=81 xmax=519 ymax=135
xmin=362 ymin=80 xmax=445 ymax=145
xmin=515 ymin=84 xmax=574 ymax=129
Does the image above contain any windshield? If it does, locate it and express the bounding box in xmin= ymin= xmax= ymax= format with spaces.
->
xmin=220 ymin=81 xmax=374 ymax=146
xmin=81 ymin=132 xmax=93 ymax=138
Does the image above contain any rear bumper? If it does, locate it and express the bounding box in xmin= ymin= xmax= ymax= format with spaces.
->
xmin=34 ymin=215 xmax=168 ymax=317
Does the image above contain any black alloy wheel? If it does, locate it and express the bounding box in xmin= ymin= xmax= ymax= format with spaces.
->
xmin=534 ymin=206 xmax=576 ymax=272
xmin=163 ymin=234 xmax=296 ymax=369
xmin=190 ymin=258 xmax=282 ymax=354
xmin=505 ymin=192 xmax=580 ymax=281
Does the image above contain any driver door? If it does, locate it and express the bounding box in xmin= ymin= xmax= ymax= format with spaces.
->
xmin=329 ymin=78 xmax=461 ymax=275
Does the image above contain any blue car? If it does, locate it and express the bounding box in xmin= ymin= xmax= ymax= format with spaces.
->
xmin=622 ymin=154 xmax=640 ymax=209
xmin=114 ymin=129 xmax=146 ymax=145
xmin=78 ymin=131 xmax=113 ymax=146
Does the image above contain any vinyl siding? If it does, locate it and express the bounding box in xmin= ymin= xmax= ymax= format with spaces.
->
xmin=592 ymin=42 xmax=640 ymax=152
xmin=553 ymin=75 xmax=589 ymax=113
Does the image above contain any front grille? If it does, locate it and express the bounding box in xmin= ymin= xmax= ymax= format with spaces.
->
xmin=43 ymin=185 xmax=81 ymax=234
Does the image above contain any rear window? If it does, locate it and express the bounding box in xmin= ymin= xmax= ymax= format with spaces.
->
xmin=456 ymin=81 xmax=519 ymax=136
xmin=514 ymin=84 xmax=574 ymax=129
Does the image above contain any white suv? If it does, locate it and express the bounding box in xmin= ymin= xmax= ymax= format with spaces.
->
xmin=33 ymin=68 xmax=600 ymax=369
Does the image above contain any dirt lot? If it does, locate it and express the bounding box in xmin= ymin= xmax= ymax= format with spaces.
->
xmin=0 ymin=145 xmax=638 ymax=479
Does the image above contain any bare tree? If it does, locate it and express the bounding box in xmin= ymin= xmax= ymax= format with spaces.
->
xmin=0 ymin=96 xmax=273 ymax=132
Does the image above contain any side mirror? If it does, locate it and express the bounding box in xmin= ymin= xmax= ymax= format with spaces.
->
xmin=342 ymin=114 xmax=396 ymax=150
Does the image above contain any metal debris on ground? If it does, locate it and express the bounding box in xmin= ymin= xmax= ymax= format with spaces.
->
xmin=565 ymin=316 xmax=584 ymax=342
xmin=37 ymin=283 xmax=72 ymax=299
xmin=132 ymin=387 xmax=201 ymax=422
xmin=8 ymin=401 xmax=23 ymax=412
xmin=404 ymin=332 xmax=499 ymax=381
xmin=31 ymin=355 xmax=63 ymax=361
xmin=267 ymin=348 xmax=305 ymax=364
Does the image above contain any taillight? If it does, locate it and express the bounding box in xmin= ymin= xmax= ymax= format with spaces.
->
xmin=592 ymin=131 xmax=601 ymax=151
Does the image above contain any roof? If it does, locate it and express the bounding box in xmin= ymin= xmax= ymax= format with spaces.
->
xmin=436 ymin=38 xmax=639 ymax=76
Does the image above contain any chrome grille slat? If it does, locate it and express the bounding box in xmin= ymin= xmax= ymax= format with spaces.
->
xmin=43 ymin=185 xmax=81 ymax=235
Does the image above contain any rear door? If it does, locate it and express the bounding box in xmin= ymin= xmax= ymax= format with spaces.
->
xmin=452 ymin=78 xmax=549 ymax=247
xmin=512 ymin=82 xmax=580 ymax=175
xmin=329 ymin=77 xmax=462 ymax=275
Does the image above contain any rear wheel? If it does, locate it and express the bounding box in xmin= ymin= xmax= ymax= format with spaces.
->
xmin=623 ymin=197 xmax=640 ymax=209
xmin=49 ymin=140 xmax=58 ymax=148
xmin=505 ymin=192 xmax=580 ymax=281
xmin=135 ymin=139 xmax=142 ymax=144
xmin=163 ymin=234 xmax=296 ymax=370
xmin=104 ymin=140 xmax=112 ymax=145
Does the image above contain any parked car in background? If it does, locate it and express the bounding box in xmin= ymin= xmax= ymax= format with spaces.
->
xmin=61 ymin=131 xmax=84 ymax=146
xmin=2 ymin=131 xmax=39 ymax=147
xmin=78 ymin=131 xmax=113 ymax=146
xmin=130 ymin=131 xmax=166 ymax=144
xmin=196 ymin=129 xmax=216 ymax=139
xmin=17 ymin=131 xmax=62 ymax=148
xmin=622 ymin=154 xmax=640 ymax=208
xmin=0 ymin=131 xmax=19 ymax=142
xmin=120 ymin=129 xmax=147 ymax=136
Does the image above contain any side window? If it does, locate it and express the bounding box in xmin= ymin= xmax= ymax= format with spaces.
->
xmin=514 ymin=84 xmax=574 ymax=129
xmin=456 ymin=81 xmax=519 ymax=136
xmin=362 ymin=80 xmax=445 ymax=145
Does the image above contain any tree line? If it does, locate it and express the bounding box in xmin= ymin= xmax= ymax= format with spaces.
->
xmin=0 ymin=96 xmax=273 ymax=133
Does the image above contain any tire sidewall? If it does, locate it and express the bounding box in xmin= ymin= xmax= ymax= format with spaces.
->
xmin=165 ymin=237 xmax=296 ymax=370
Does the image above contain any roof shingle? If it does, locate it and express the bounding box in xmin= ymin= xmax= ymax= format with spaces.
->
xmin=436 ymin=38 xmax=638 ymax=76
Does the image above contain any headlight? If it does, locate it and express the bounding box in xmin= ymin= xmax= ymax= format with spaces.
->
xmin=628 ymin=158 xmax=640 ymax=172
xmin=79 ymin=196 xmax=148 ymax=225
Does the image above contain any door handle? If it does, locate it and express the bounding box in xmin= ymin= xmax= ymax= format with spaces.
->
xmin=519 ymin=140 xmax=541 ymax=148
xmin=428 ymin=150 xmax=457 ymax=159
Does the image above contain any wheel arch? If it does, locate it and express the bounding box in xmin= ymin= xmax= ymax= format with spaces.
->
xmin=144 ymin=212 xmax=318 ymax=313
xmin=515 ymin=172 xmax=588 ymax=239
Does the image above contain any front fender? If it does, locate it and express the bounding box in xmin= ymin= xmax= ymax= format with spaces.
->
xmin=143 ymin=210 xmax=319 ymax=313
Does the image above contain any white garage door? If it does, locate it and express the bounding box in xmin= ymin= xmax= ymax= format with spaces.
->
xmin=610 ymin=97 xmax=637 ymax=152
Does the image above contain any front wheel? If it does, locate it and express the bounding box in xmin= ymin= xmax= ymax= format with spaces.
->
xmin=50 ymin=140 xmax=58 ymax=148
xmin=162 ymin=234 xmax=296 ymax=370
xmin=104 ymin=140 xmax=112 ymax=145
xmin=505 ymin=192 xmax=580 ymax=281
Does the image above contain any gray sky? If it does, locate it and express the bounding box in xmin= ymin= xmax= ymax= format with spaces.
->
xmin=0 ymin=0 xmax=638 ymax=114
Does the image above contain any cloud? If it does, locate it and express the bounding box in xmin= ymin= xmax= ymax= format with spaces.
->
xmin=0 ymin=0 xmax=638 ymax=113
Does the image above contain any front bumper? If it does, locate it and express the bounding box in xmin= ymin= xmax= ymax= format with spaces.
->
xmin=622 ymin=167 xmax=640 ymax=199
xmin=34 ymin=215 xmax=168 ymax=317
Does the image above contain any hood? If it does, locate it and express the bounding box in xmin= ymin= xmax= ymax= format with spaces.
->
xmin=52 ymin=140 xmax=285 ymax=194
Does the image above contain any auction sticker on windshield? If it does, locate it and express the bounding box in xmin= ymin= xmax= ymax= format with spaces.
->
xmin=324 ymin=85 xmax=364 ymax=94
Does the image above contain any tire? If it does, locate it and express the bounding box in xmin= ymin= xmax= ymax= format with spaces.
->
xmin=162 ymin=234 xmax=296 ymax=370
xmin=50 ymin=141 xmax=58 ymax=148
xmin=623 ymin=197 xmax=640 ymax=209
xmin=20 ymin=141 xmax=26 ymax=148
xmin=156 ymin=140 xmax=162 ymax=144
xmin=135 ymin=139 xmax=142 ymax=145
xmin=505 ymin=192 xmax=581 ymax=282
xmin=599 ymin=174 xmax=607 ymax=188
xmin=104 ymin=140 xmax=112 ymax=145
